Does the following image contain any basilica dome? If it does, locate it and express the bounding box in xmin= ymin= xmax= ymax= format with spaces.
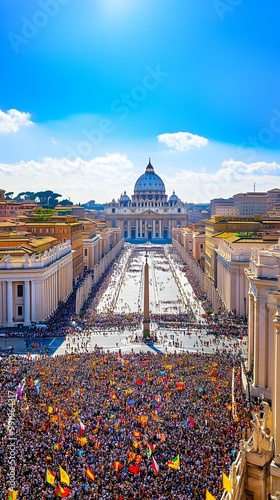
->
xmin=169 ymin=191 xmax=179 ymax=203
xmin=119 ymin=191 xmax=131 ymax=203
xmin=134 ymin=159 xmax=166 ymax=194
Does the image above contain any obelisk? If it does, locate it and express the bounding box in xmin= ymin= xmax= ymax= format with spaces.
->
xmin=142 ymin=250 xmax=150 ymax=338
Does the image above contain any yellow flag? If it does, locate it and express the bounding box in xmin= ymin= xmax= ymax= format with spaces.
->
xmin=48 ymin=406 xmax=53 ymax=414
xmin=59 ymin=465 xmax=70 ymax=485
xmin=222 ymin=472 xmax=232 ymax=493
xmin=206 ymin=489 xmax=216 ymax=500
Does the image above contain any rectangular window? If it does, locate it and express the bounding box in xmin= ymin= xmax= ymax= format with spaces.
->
xmin=84 ymin=249 xmax=88 ymax=257
xmin=18 ymin=305 xmax=23 ymax=316
xmin=17 ymin=284 xmax=23 ymax=297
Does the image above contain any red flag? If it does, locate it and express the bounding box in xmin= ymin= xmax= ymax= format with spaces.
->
xmin=128 ymin=464 xmax=140 ymax=474
xmin=55 ymin=485 xmax=71 ymax=498
xmin=152 ymin=457 xmax=159 ymax=475
xmin=113 ymin=461 xmax=123 ymax=471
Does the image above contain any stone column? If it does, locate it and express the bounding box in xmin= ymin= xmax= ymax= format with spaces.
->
xmin=152 ymin=219 xmax=156 ymax=238
xmin=24 ymin=280 xmax=30 ymax=326
xmin=6 ymin=280 xmax=13 ymax=326
xmin=270 ymin=301 xmax=280 ymax=494
xmin=31 ymin=281 xmax=36 ymax=322
xmin=159 ymin=220 xmax=162 ymax=238
xmin=140 ymin=220 xmax=143 ymax=238
xmin=255 ymin=299 xmax=267 ymax=389
xmin=253 ymin=298 xmax=260 ymax=387
xmin=248 ymin=292 xmax=254 ymax=373
xmin=267 ymin=302 xmax=275 ymax=395
xmin=136 ymin=220 xmax=139 ymax=238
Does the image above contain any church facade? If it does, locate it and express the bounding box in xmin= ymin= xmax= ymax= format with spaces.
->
xmin=105 ymin=160 xmax=188 ymax=243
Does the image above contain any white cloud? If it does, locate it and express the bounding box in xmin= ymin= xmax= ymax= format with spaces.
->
xmin=157 ymin=131 xmax=208 ymax=152
xmin=162 ymin=160 xmax=280 ymax=203
xmin=0 ymin=153 xmax=136 ymax=203
xmin=0 ymin=109 xmax=33 ymax=135
xmin=220 ymin=159 xmax=280 ymax=176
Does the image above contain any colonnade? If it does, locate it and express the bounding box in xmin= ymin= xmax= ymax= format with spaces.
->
xmin=0 ymin=253 xmax=73 ymax=327
xmin=75 ymin=239 xmax=125 ymax=315
xmin=120 ymin=218 xmax=177 ymax=239
xmin=172 ymin=238 xmax=219 ymax=314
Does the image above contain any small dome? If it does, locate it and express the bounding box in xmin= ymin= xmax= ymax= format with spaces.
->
xmin=134 ymin=159 xmax=165 ymax=194
xmin=169 ymin=191 xmax=179 ymax=202
xmin=120 ymin=191 xmax=131 ymax=203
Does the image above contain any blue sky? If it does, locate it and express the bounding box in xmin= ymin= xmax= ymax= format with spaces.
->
xmin=0 ymin=0 xmax=280 ymax=203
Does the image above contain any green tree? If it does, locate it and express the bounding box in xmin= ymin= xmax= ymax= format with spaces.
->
xmin=4 ymin=192 xmax=14 ymax=200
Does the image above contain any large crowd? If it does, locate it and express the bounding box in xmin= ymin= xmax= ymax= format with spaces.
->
xmin=0 ymin=243 xmax=252 ymax=499
xmin=1 ymin=349 xmax=251 ymax=500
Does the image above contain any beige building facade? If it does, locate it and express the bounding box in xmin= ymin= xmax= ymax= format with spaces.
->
xmin=245 ymin=241 xmax=280 ymax=400
xmin=0 ymin=240 xmax=73 ymax=327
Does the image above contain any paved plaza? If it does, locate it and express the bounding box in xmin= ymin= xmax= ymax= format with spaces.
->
xmin=14 ymin=244 xmax=246 ymax=358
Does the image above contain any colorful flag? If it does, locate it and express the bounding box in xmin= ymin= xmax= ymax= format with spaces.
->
xmin=146 ymin=443 xmax=153 ymax=458
xmin=167 ymin=454 xmax=180 ymax=470
xmin=113 ymin=461 xmax=123 ymax=471
xmin=176 ymin=382 xmax=184 ymax=390
xmin=50 ymin=415 xmax=59 ymax=423
xmin=222 ymin=472 xmax=232 ymax=493
xmin=206 ymin=490 xmax=216 ymax=500
xmin=59 ymin=465 xmax=70 ymax=485
xmin=53 ymin=443 xmax=62 ymax=450
xmin=46 ymin=468 xmax=56 ymax=485
xmin=86 ymin=466 xmax=95 ymax=481
xmin=133 ymin=431 xmax=141 ymax=438
xmin=55 ymin=485 xmax=71 ymax=498
xmin=152 ymin=457 xmax=159 ymax=475
xmin=78 ymin=419 xmax=86 ymax=436
xmin=157 ymin=432 xmax=166 ymax=442
xmin=185 ymin=416 xmax=195 ymax=430
xmin=128 ymin=464 xmax=140 ymax=474
xmin=128 ymin=451 xmax=137 ymax=463
xmin=7 ymin=490 xmax=18 ymax=500
xmin=77 ymin=437 xmax=87 ymax=446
